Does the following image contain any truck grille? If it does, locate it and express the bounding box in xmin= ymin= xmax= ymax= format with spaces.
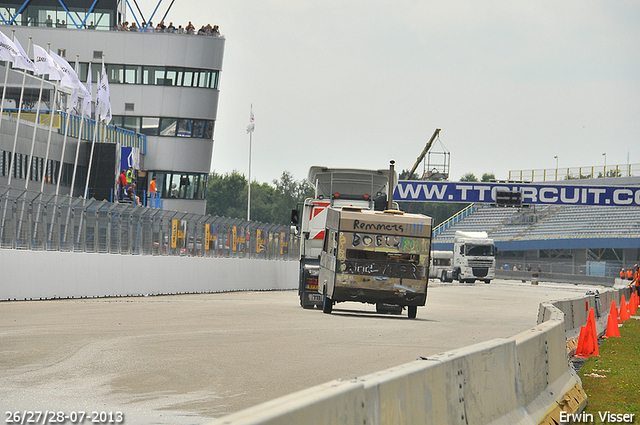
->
xmin=468 ymin=259 xmax=493 ymax=267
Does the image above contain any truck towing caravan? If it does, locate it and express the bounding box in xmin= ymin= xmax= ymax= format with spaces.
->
xmin=429 ymin=250 xmax=454 ymax=282
xmin=290 ymin=167 xmax=397 ymax=309
xmin=318 ymin=207 xmax=432 ymax=318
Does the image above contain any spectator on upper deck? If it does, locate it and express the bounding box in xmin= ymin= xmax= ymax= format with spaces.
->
xmin=167 ymin=22 xmax=176 ymax=32
xmin=45 ymin=15 xmax=53 ymax=27
xmin=185 ymin=21 xmax=195 ymax=34
xmin=129 ymin=22 xmax=138 ymax=31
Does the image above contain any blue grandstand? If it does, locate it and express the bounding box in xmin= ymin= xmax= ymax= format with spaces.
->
xmin=431 ymin=176 xmax=640 ymax=277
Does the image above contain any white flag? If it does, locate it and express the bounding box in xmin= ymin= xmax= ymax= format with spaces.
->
xmin=32 ymin=44 xmax=64 ymax=80
xmin=49 ymin=50 xmax=82 ymax=90
xmin=82 ymin=64 xmax=92 ymax=118
xmin=0 ymin=31 xmax=36 ymax=72
xmin=97 ymin=65 xmax=111 ymax=124
xmin=246 ymin=105 xmax=255 ymax=133
xmin=12 ymin=36 xmax=37 ymax=72
xmin=95 ymin=71 xmax=101 ymax=116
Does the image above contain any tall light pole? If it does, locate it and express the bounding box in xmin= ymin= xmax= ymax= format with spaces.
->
xmin=602 ymin=152 xmax=607 ymax=177
xmin=554 ymin=156 xmax=558 ymax=180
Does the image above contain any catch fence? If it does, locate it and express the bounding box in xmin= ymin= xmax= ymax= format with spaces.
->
xmin=0 ymin=186 xmax=298 ymax=260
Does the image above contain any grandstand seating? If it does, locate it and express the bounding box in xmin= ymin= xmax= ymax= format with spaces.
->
xmin=433 ymin=203 xmax=640 ymax=245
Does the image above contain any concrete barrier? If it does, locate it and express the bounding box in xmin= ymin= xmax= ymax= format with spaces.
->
xmin=0 ymin=249 xmax=298 ymax=300
xmin=495 ymin=269 xmax=615 ymax=286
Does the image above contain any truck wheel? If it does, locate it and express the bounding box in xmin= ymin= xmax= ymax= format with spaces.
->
xmin=322 ymin=288 xmax=333 ymax=314
xmin=484 ymin=280 xmax=491 ymax=284
xmin=408 ymin=305 xmax=417 ymax=319
xmin=440 ymin=270 xmax=447 ymax=282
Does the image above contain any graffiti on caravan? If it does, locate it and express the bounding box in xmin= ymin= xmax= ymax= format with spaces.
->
xmin=393 ymin=181 xmax=640 ymax=207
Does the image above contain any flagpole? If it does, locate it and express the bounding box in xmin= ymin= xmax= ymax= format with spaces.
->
xmin=7 ymin=33 xmax=30 ymax=186
xmin=84 ymin=55 xmax=102 ymax=199
xmin=25 ymin=37 xmax=45 ymax=189
xmin=55 ymin=55 xmax=79 ymax=195
xmin=70 ymin=61 xmax=90 ymax=197
xmin=247 ymin=129 xmax=252 ymax=221
xmin=0 ymin=41 xmax=11 ymax=134
xmin=40 ymin=43 xmax=58 ymax=193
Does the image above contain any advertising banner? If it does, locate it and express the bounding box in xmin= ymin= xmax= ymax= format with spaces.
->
xmin=120 ymin=147 xmax=140 ymax=172
xmin=394 ymin=181 xmax=640 ymax=207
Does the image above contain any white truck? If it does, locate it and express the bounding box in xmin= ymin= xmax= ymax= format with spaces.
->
xmin=290 ymin=166 xmax=396 ymax=309
xmin=439 ymin=231 xmax=496 ymax=283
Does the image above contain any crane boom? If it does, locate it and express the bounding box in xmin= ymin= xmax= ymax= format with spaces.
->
xmin=406 ymin=128 xmax=441 ymax=179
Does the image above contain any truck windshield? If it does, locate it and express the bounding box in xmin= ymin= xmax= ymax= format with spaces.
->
xmin=466 ymin=245 xmax=495 ymax=256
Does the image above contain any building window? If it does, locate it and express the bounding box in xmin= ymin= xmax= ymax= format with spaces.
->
xmin=153 ymin=171 xmax=207 ymax=200
xmin=82 ymin=63 xmax=219 ymax=89
xmin=160 ymin=118 xmax=177 ymax=136
xmin=141 ymin=117 xmax=159 ymax=135
xmin=112 ymin=116 xmax=214 ymax=139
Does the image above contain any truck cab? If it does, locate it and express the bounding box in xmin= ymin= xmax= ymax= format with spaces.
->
xmin=452 ymin=231 xmax=496 ymax=283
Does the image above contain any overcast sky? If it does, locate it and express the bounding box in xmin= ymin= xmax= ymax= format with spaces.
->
xmin=137 ymin=0 xmax=639 ymax=185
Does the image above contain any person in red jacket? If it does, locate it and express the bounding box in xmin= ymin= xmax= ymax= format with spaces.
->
xmin=118 ymin=169 xmax=127 ymax=200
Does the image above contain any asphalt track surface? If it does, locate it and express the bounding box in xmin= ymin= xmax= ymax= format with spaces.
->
xmin=0 ymin=279 xmax=601 ymax=424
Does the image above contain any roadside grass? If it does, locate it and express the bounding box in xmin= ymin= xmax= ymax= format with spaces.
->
xmin=577 ymin=317 xmax=640 ymax=424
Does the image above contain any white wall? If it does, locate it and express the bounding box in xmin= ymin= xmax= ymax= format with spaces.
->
xmin=0 ymin=249 xmax=297 ymax=300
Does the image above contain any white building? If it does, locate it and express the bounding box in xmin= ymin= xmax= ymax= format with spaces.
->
xmin=0 ymin=0 xmax=224 ymax=214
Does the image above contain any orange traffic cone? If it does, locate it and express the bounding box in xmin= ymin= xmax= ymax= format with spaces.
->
xmin=587 ymin=307 xmax=599 ymax=357
xmin=605 ymin=301 xmax=620 ymax=338
xmin=574 ymin=325 xmax=588 ymax=357
xmin=620 ymin=295 xmax=630 ymax=322
xmin=574 ymin=308 xmax=599 ymax=358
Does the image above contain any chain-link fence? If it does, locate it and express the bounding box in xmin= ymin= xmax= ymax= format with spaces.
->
xmin=0 ymin=186 xmax=298 ymax=260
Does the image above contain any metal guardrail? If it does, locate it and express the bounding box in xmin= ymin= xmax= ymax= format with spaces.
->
xmin=0 ymin=186 xmax=298 ymax=260
xmin=2 ymin=109 xmax=146 ymax=154
xmin=431 ymin=203 xmax=476 ymax=237
xmin=508 ymin=163 xmax=640 ymax=182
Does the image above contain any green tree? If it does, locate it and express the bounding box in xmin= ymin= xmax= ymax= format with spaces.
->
xmin=460 ymin=173 xmax=478 ymax=182
xmin=206 ymin=171 xmax=248 ymax=218
xmin=248 ymin=181 xmax=276 ymax=223
xmin=271 ymin=171 xmax=314 ymax=225
xmin=398 ymin=169 xmax=419 ymax=180
xmin=481 ymin=173 xmax=496 ymax=182
xmin=205 ymin=170 xmax=313 ymax=225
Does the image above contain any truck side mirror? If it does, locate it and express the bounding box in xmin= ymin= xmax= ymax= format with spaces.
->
xmin=290 ymin=209 xmax=299 ymax=225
